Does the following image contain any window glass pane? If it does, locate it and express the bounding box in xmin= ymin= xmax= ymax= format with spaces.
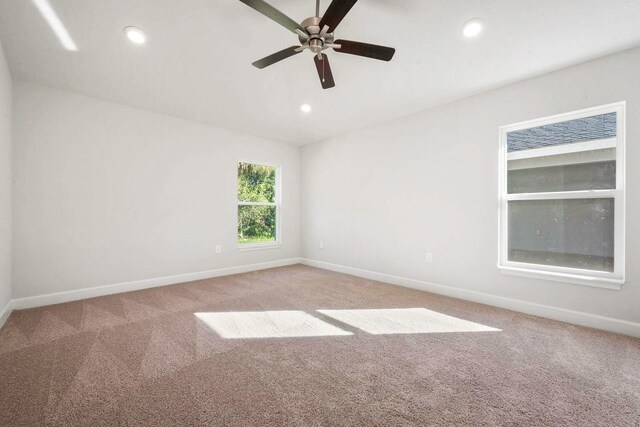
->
xmin=508 ymin=158 xmax=616 ymax=194
xmin=508 ymin=199 xmax=614 ymax=272
xmin=238 ymin=205 xmax=276 ymax=244
xmin=238 ymin=162 xmax=276 ymax=203
xmin=507 ymin=112 xmax=616 ymax=152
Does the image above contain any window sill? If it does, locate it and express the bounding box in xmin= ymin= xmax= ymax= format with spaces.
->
xmin=498 ymin=265 xmax=623 ymax=290
xmin=237 ymin=243 xmax=282 ymax=252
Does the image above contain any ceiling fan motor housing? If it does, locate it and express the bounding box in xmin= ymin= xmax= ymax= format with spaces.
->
xmin=299 ymin=16 xmax=335 ymax=54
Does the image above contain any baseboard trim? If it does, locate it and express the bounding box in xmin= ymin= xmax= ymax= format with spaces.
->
xmin=0 ymin=299 xmax=13 ymax=330
xmin=11 ymin=258 xmax=302 ymax=310
xmin=300 ymin=258 xmax=640 ymax=338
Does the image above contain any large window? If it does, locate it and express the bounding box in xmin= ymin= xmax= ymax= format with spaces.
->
xmin=237 ymin=161 xmax=281 ymax=248
xmin=498 ymin=103 xmax=625 ymax=289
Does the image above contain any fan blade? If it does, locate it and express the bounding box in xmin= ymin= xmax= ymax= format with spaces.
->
xmin=313 ymin=54 xmax=335 ymax=89
xmin=252 ymin=46 xmax=302 ymax=69
xmin=333 ymin=39 xmax=395 ymax=61
xmin=319 ymin=0 xmax=358 ymax=32
xmin=239 ymin=0 xmax=305 ymax=34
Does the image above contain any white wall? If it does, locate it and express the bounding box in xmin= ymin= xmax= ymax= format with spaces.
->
xmin=301 ymin=47 xmax=640 ymax=324
xmin=0 ymin=41 xmax=11 ymax=313
xmin=12 ymin=82 xmax=300 ymax=299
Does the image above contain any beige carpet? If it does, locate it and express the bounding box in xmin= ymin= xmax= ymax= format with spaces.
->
xmin=0 ymin=265 xmax=638 ymax=426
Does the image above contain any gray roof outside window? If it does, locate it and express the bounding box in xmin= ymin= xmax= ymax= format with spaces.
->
xmin=507 ymin=112 xmax=616 ymax=152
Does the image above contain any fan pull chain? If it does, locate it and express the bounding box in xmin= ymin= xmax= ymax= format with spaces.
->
xmin=322 ymin=55 xmax=325 ymax=83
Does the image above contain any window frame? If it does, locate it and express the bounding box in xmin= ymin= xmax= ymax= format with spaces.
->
xmin=236 ymin=160 xmax=282 ymax=251
xmin=498 ymin=102 xmax=626 ymax=290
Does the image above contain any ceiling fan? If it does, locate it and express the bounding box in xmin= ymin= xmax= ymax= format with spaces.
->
xmin=238 ymin=0 xmax=396 ymax=89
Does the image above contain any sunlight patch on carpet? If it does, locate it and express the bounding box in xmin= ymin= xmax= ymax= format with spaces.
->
xmin=194 ymin=311 xmax=352 ymax=339
xmin=317 ymin=308 xmax=501 ymax=335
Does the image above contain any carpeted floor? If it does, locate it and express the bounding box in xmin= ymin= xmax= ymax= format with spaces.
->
xmin=0 ymin=265 xmax=639 ymax=426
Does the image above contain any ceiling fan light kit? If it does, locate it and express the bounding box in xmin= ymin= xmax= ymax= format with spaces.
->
xmin=239 ymin=0 xmax=396 ymax=89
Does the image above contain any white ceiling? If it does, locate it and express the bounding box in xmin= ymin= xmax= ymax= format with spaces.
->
xmin=1 ymin=0 xmax=639 ymax=145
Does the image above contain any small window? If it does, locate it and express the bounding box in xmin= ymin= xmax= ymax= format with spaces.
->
xmin=498 ymin=103 xmax=625 ymax=289
xmin=237 ymin=162 xmax=281 ymax=249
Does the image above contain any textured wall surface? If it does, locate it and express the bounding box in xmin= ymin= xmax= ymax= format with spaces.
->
xmin=302 ymin=47 xmax=640 ymax=323
xmin=12 ymin=82 xmax=300 ymax=298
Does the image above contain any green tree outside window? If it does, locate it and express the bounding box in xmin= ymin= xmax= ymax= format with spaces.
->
xmin=238 ymin=162 xmax=278 ymax=245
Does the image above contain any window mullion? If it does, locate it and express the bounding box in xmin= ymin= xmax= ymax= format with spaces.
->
xmin=506 ymin=189 xmax=619 ymax=202
xmin=238 ymin=201 xmax=277 ymax=206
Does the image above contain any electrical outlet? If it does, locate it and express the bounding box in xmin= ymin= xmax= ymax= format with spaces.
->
xmin=425 ymin=252 xmax=433 ymax=264
xmin=319 ymin=240 xmax=324 ymax=250
xmin=215 ymin=244 xmax=222 ymax=254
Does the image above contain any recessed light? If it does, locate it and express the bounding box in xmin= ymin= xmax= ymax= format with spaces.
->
xmin=124 ymin=26 xmax=147 ymax=44
xmin=462 ymin=18 xmax=484 ymax=38
xmin=300 ymin=104 xmax=312 ymax=113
